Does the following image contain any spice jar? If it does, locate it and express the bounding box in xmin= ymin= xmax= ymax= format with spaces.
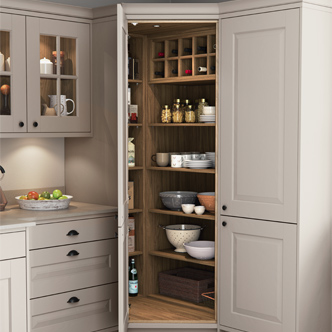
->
xmin=52 ymin=51 xmax=65 ymax=74
xmin=185 ymin=105 xmax=195 ymax=123
xmin=161 ymin=105 xmax=171 ymax=123
xmin=196 ymin=98 xmax=208 ymax=122
xmin=172 ymin=104 xmax=183 ymax=123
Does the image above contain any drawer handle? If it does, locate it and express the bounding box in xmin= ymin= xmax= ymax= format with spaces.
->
xmin=67 ymin=296 xmax=80 ymax=304
xmin=66 ymin=230 xmax=79 ymax=236
xmin=67 ymin=250 xmax=79 ymax=257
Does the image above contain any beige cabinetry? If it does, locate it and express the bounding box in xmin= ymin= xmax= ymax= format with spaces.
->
xmin=0 ymin=231 xmax=27 ymax=332
xmin=28 ymin=216 xmax=118 ymax=332
xmin=0 ymin=4 xmax=91 ymax=137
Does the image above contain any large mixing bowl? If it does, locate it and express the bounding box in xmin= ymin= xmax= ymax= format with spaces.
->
xmin=159 ymin=191 xmax=197 ymax=211
xmin=184 ymin=240 xmax=215 ymax=260
xmin=160 ymin=224 xmax=203 ymax=252
xmin=197 ymin=192 xmax=215 ymax=213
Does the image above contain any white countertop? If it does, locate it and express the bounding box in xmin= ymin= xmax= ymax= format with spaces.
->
xmin=0 ymin=201 xmax=117 ymax=231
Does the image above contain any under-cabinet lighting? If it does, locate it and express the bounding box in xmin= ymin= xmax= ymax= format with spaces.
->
xmin=132 ymin=22 xmax=138 ymax=26
xmin=154 ymin=25 xmax=160 ymax=28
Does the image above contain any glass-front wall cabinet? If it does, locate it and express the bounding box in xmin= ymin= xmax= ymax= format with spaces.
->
xmin=27 ymin=17 xmax=90 ymax=133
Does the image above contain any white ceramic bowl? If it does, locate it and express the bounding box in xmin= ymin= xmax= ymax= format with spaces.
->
xmin=194 ymin=205 xmax=205 ymax=215
xmin=182 ymin=204 xmax=195 ymax=214
xmin=15 ymin=195 xmax=73 ymax=211
xmin=161 ymin=224 xmax=202 ymax=252
xmin=203 ymin=106 xmax=216 ymax=115
xmin=184 ymin=240 xmax=215 ymax=260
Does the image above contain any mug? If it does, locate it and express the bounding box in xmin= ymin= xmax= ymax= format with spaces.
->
xmin=48 ymin=95 xmax=75 ymax=116
xmin=171 ymin=154 xmax=183 ymax=168
xmin=151 ymin=153 xmax=169 ymax=167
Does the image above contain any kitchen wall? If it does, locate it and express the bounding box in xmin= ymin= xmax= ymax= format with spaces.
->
xmin=0 ymin=138 xmax=65 ymax=191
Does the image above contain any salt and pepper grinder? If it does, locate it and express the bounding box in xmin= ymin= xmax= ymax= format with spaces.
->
xmin=0 ymin=166 xmax=8 ymax=211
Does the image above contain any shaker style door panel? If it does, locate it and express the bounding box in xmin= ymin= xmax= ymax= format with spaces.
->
xmin=0 ymin=13 xmax=26 ymax=133
xmin=219 ymin=217 xmax=296 ymax=332
xmin=26 ymin=17 xmax=91 ymax=133
xmin=219 ymin=9 xmax=299 ymax=223
xmin=0 ymin=259 xmax=27 ymax=332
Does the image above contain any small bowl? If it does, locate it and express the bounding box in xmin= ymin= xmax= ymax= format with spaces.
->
xmin=197 ymin=192 xmax=215 ymax=213
xmin=182 ymin=204 xmax=195 ymax=214
xmin=203 ymin=106 xmax=216 ymax=115
xmin=194 ymin=205 xmax=205 ymax=215
xmin=184 ymin=241 xmax=215 ymax=260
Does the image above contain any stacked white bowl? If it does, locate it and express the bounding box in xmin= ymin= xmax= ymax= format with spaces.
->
xmin=205 ymin=152 xmax=215 ymax=168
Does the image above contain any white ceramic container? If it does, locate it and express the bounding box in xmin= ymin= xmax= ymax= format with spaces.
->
xmin=40 ymin=57 xmax=53 ymax=74
xmin=203 ymin=106 xmax=216 ymax=115
xmin=184 ymin=240 xmax=215 ymax=260
xmin=181 ymin=204 xmax=195 ymax=214
xmin=194 ymin=205 xmax=205 ymax=215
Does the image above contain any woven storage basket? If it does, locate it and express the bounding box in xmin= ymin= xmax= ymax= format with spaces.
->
xmin=201 ymin=291 xmax=215 ymax=308
xmin=158 ymin=267 xmax=214 ymax=303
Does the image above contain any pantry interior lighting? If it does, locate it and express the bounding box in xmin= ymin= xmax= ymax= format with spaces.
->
xmin=154 ymin=24 xmax=160 ymax=28
xmin=132 ymin=22 xmax=138 ymax=26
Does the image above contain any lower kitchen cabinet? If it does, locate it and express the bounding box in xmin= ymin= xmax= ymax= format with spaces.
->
xmin=219 ymin=217 xmax=296 ymax=332
xmin=0 ymin=232 xmax=27 ymax=332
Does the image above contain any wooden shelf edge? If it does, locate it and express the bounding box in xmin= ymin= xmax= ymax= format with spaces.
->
xmin=129 ymin=209 xmax=143 ymax=214
xmin=150 ymin=249 xmax=215 ymax=267
xmin=128 ymin=123 xmax=142 ymax=127
xmin=149 ymin=208 xmax=215 ymax=220
xmin=148 ymin=123 xmax=215 ymax=127
xmin=148 ymin=75 xmax=216 ymax=84
xmin=128 ymin=79 xmax=143 ymax=84
xmin=147 ymin=166 xmax=215 ymax=174
xmin=129 ymin=251 xmax=143 ymax=257
xmin=129 ymin=166 xmax=143 ymax=170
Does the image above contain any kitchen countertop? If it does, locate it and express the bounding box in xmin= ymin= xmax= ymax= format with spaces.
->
xmin=0 ymin=201 xmax=117 ymax=231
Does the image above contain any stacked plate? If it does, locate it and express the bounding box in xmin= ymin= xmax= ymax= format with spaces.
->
xmin=206 ymin=152 xmax=215 ymax=168
xmin=184 ymin=159 xmax=213 ymax=169
xmin=200 ymin=115 xmax=216 ymax=123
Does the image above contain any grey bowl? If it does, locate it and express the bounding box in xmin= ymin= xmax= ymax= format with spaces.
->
xmin=159 ymin=191 xmax=197 ymax=211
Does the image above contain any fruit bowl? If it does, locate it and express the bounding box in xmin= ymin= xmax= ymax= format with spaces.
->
xmin=184 ymin=241 xmax=215 ymax=260
xmin=15 ymin=195 xmax=73 ymax=211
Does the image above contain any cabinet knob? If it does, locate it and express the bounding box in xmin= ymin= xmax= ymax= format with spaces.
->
xmin=19 ymin=121 xmax=24 ymax=127
xmin=222 ymin=205 xmax=227 ymax=211
xmin=66 ymin=230 xmax=79 ymax=236
xmin=67 ymin=250 xmax=79 ymax=257
xmin=67 ymin=296 xmax=80 ymax=304
xmin=222 ymin=221 xmax=227 ymax=227
xmin=33 ymin=121 xmax=38 ymax=127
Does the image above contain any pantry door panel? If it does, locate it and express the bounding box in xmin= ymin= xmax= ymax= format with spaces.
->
xmin=219 ymin=9 xmax=299 ymax=223
xmin=219 ymin=217 xmax=296 ymax=332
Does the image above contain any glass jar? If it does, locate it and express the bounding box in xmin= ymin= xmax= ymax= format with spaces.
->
xmin=172 ymin=104 xmax=183 ymax=123
xmin=185 ymin=105 xmax=195 ymax=123
xmin=161 ymin=105 xmax=171 ymax=123
xmin=196 ymin=98 xmax=208 ymax=122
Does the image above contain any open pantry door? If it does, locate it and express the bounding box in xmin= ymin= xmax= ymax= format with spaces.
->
xmin=117 ymin=3 xmax=129 ymax=332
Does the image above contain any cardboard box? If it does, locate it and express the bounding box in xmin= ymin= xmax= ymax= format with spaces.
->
xmin=128 ymin=217 xmax=135 ymax=253
xmin=128 ymin=181 xmax=134 ymax=209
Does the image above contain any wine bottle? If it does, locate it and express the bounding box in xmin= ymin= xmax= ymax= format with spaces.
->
xmin=197 ymin=46 xmax=207 ymax=52
xmin=129 ymin=258 xmax=138 ymax=297
xmin=158 ymin=52 xmax=164 ymax=57
xmin=198 ymin=66 xmax=207 ymax=72
xmin=128 ymin=44 xmax=132 ymax=79
xmin=210 ymin=66 xmax=215 ymax=71
xmin=171 ymin=49 xmax=178 ymax=55
xmin=172 ymin=69 xmax=178 ymax=74
xmin=154 ymin=71 xmax=164 ymax=77
xmin=184 ymin=47 xmax=192 ymax=53
xmin=185 ymin=69 xmax=192 ymax=75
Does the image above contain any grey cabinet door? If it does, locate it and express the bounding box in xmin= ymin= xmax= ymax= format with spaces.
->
xmin=219 ymin=217 xmax=296 ymax=332
xmin=219 ymin=9 xmax=299 ymax=223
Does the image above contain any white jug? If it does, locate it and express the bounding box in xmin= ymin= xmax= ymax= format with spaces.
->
xmin=48 ymin=95 xmax=75 ymax=116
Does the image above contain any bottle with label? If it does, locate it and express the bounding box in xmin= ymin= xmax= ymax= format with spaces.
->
xmin=128 ymin=138 xmax=135 ymax=167
xmin=129 ymin=258 xmax=138 ymax=297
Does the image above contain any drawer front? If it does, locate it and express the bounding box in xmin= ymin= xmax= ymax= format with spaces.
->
xmin=29 ymin=216 xmax=117 ymax=249
xmin=30 ymin=239 xmax=118 ymax=298
xmin=0 ymin=232 xmax=25 ymax=260
xmin=30 ymin=283 xmax=118 ymax=332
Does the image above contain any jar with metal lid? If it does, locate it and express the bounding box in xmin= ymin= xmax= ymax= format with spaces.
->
xmin=172 ymin=104 xmax=183 ymax=123
xmin=161 ymin=105 xmax=171 ymax=123
xmin=185 ymin=105 xmax=195 ymax=123
xmin=196 ymin=98 xmax=208 ymax=122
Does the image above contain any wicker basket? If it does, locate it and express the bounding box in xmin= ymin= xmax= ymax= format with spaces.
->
xmin=158 ymin=267 xmax=214 ymax=303
xmin=201 ymin=291 xmax=215 ymax=308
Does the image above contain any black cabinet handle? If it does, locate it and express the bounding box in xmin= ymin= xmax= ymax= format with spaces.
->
xmin=222 ymin=221 xmax=227 ymax=227
xmin=222 ymin=205 xmax=227 ymax=211
xmin=67 ymin=296 xmax=80 ymax=304
xmin=19 ymin=121 xmax=24 ymax=127
xmin=66 ymin=230 xmax=79 ymax=236
xmin=33 ymin=121 xmax=38 ymax=127
xmin=67 ymin=250 xmax=79 ymax=257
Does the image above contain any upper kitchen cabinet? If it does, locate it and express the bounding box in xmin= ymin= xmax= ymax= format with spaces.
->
xmin=0 ymin=13 xmax=26 ymax=133
xmin=219 ymin=9 xmax=299 ymax=224
xmin=26 ymin=17 xmax=91 ymax=134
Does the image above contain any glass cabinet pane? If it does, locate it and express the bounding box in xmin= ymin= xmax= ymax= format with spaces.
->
xmin=0 ymin=76 xmax=10 ymax=115
xmin=60 ymin=37 xmax=76 ymax=76
xmin=40 ymin=35 xmax=56 ymax=75
xmin=40 ymin=78 xmax=57 ymax=116
xmin=0 ymin=31 xmax=10 ymax=72
xmin=61 ymin=79 xmax=76 ymax=116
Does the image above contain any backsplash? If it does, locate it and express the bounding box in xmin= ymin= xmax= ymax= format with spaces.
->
xmin=0 ymin=138 xmax=65 ymax=192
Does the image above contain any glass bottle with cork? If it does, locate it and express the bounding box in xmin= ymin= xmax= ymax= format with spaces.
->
xmin=161 ymin=105 xmax=171 ymax=123
xmin=196 ymin=98 xmax=208 ymax=123
xmin=129 ymin=258 xmax=138 ymax=297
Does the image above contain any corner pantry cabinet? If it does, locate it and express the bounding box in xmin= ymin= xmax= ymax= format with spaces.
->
xmin=117 ymin=1 xmax=332 ymax=332
xmin=0 ymin=1 xmax=92 ymax=136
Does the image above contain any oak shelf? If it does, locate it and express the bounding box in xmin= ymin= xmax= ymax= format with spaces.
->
xmin=128 ymin=79 xmax=143 ymax=84
xmin=150 ymin=249 xmax=215 ymax=267
xmin=129 ymin=208 xmax=143 ymax=214
xmin=148 ymin=76 xmax=216 ymax=85
xmin=147 ymin=166 xmax=215 ymax=174
xmin=148 ymin=123 xmax=215 ymax=127
xmin=129 ymin=166 xmax=143 ymax=170
xmin=129 ymin=251 xmax=143 ymax=257
xmin=128 ymin=123 xmax=142 ymax=127
xmin=149 ymin=208 xmax=215 ymax=221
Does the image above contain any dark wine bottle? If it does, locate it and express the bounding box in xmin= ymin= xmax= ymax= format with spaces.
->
xmin=185 ymin=69 xmax=192 ymax=75
xmin=172 ymin=69 xmax=178 ymax=74
xmin=154 ymin=71 xmax=164 ymax=77
xmin=197 ymin=46 xmax=207 ymax=52
xmin=171 ymin=49 xmax=178 ymax=54
xmin=210 ymin=66 xmax=216 ymax=71
xmin=158 ymin=52 xmax=164 ymax=57
xmin=129 ymin=258 xmax=138 ymax=297
xmin=184 ymin=48 xmax=192 ymax=53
